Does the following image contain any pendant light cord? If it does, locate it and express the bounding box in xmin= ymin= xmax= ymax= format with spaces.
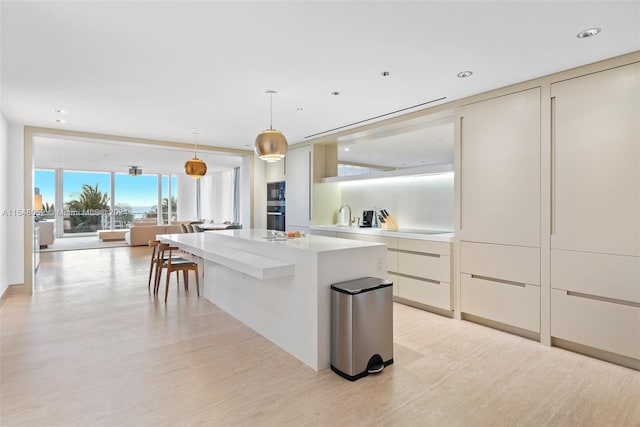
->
xmin=269 ymin=93 xmax=273 ymax=130
xmin=192 ymin=128 xmax=198 ymax=157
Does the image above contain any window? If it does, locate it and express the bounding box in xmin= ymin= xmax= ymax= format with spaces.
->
xmin=63 ymin=171 xmax=111 ymax=234
xmin=114 ymin=173 xmax=159 ymax=226
xmin=34 ymin=169 xmax=55 ymax=220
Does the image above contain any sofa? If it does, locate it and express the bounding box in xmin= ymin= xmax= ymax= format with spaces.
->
xmin=124 ymin=224 xmax=183 ymax=246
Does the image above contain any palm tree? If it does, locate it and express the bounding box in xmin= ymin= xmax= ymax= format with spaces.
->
xmin=145 ymin=196 xmax=178 ymax=221
xmin=65 ymin=183 xmax=110 ymax=232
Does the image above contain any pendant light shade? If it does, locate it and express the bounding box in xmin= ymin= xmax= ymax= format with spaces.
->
xmin=255 ymin=128 xmax=288 ymax=162
xmin=185 ymin=129 xmax=207 ymax=179
xmin=255 ymin=90 xmax=288 ymax=162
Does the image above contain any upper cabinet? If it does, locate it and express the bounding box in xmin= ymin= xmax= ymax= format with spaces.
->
xmin=459 ymin=88 xmax=541 ymax=247
xmin=551 ymin=63 xmax=640 ymax=257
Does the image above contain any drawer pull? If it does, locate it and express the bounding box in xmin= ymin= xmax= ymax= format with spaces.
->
xmin=394 ymin=249 xmax=440 ymax=257
xmin=396 ymin=272 xmax=440 ymax=285
xmin=566 ymin=290 xmax=640 ymax=308
xmin=471 ymin=274 xmax=526 ymax=288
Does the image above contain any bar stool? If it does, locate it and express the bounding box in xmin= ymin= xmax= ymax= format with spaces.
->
xmin=148 ymin=240 xmax=185 ymax=293
xmin=155 ymin=243 xmax=200 ymax=303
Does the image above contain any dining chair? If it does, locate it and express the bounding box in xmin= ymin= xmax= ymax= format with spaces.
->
xmin=180 ymin=223 xmax=189 ymax=233
xmin=149 ymin=239 xmax=185 ymax=293
xmin=155 ymin=243 xmax=200 ymax=303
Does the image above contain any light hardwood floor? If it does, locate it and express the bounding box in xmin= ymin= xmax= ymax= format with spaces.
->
xmin=1 ymin=246 xmax=639 ymax=426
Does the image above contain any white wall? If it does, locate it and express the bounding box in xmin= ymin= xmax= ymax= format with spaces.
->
xmin=0 ymin=113 xmax=9 ymax=296
xmin=7 ymin=124 xmax=25 ymax=286
xmin=176 ymin=175 xmax=198 ymax=221
xmin=200 ymin=169 xmax=234 ymax=222
xmin=248 ymin=155 xmax=265 ymax=229
xmin=338 ymin=172 xmax=454 ymax=231
xmin=265 ymin=160 xmax=285 ymax=184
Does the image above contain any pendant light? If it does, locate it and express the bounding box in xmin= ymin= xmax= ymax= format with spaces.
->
xmin=255 ymin=90 xmax=288 ymax=162
xmin=184 ymin=128 xmax=207 ymax=179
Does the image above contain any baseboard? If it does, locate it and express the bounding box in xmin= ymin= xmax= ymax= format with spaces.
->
xmin=0 ymin=283 xmax=26 ymax=308
xmin=552 ymin=337 xmax=640 ymax=371
xmin=461 ymin=312 xmax=541 ymax=342
xmin=394 ymin=297 xmax=454 ymax=318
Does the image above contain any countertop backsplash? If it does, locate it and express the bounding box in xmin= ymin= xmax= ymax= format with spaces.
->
xmin=337 ymin=172 xmax=454 ymax=231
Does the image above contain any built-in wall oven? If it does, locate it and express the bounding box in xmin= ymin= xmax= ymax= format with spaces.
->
xmin=267 ymin=181 xmax=285 ymax=231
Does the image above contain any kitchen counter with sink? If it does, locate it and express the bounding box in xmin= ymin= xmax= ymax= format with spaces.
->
xmin=310 ymin=225 xmax=454 ymax=242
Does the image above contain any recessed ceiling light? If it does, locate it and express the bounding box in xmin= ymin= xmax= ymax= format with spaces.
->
xmin=55 ymin=119 xmax=66 ymax=123
xmin=331 ymin=91 xmax=340 ymax=96
xmin=381 ymin=71 xmax=390 ymax=77
xmin=577 ymin=27 xmax=601 ymax=38
xmin=54 ymin=109 xmax=67 ymax=114
xmin=457 ymin=71 xmax=473 ymax=78
xmin=344 ymin=147 xmax=350 ymax=152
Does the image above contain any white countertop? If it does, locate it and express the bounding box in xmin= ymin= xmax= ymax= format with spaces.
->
xmin=163 ymin=228 xmax=385 ymax=254
xmin=311 ymin=225 xmax=455 ymax=242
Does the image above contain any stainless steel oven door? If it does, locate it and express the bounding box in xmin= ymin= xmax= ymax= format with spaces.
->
xmin=267 ymin=205 xmax=285 ymax=231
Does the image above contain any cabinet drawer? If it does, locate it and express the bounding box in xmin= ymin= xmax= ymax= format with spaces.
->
xmin=364 ymin=234 xmax=398 ymax=249
xmin=461 ymin=241 xmax=540 ymax=285
xmin=398 ymin=238 xmax=450 ymax=256
xmin=551 ymin=289 xmax=640 ymax=359
xmin=398 ymin=252 xmax=450 ymax=283
xmin=399 ymin=276 xmax=451 ymax=310
xmin=461 ymin=273 xmax=540 ymax=332
xmin=335 ymin=232 xmax=364 ymax=240
xmin=551 ymin=250 xmax=640 ymax=303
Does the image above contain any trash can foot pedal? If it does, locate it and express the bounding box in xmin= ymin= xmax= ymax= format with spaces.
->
xmin=367 ymin=364 xmax=384 ymax=374
xmin=366 ymin=354 xmax=384 ymax=374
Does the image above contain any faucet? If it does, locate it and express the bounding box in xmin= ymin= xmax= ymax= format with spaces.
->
xmin=339 ymin=204 xmax=352 ymax=226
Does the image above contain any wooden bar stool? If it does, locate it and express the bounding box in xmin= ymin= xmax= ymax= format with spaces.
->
xmin=155 ymin=243 xmax=200 ymax=303
xmin=148 ymin=240 xmax=185 ymax=294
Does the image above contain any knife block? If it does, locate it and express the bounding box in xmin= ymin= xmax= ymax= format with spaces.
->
xmin=381 ymin=215 xmax=398 ymax=230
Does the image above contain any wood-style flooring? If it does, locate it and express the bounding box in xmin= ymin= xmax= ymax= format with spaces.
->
xmin=1 ymin=246 xmax=639 ymax=426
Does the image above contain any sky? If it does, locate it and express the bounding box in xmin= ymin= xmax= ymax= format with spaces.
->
xmin=35 ymin=170 xmax=177 ymax=210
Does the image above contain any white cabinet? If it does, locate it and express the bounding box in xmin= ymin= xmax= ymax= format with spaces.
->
xmin=549 ymin=63 xmax=640 ymax=361
xmin=460 ymin=88 xmax=541 ymax=247
xmin=458 ymin=88 xmax=542 ymax=332
xmin=285 ymin=145 xmax=337 ymax=229
xmin=551 ymin=63 xmax=640 ymax=257
xmin=395 ymin=238 xmax=453 ymax=312
xmin=285 ymin=146 xmax=311 ymax=228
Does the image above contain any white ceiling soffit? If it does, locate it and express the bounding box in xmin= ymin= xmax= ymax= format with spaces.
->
xmin=33 ymin=135 xmax=243 ymax=175
xmin=2 ymin=1 xmax=639 ymax=152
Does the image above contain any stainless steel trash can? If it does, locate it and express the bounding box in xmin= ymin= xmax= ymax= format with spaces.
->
xmin=330 ymin=277 xmax=393 ymax=381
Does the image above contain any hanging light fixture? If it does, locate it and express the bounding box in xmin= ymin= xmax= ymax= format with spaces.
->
xmin=255 ymin=90 xmax=288 ymax=162
xmin=184 ymin=128 xmax=207 ymax=179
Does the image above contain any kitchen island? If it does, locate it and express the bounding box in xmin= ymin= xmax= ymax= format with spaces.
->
xmin=159 ymin=229 xmax=387 ymax=371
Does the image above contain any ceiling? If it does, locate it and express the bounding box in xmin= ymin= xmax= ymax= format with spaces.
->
xmin=2 ymin=1 xmax=639 ymax=171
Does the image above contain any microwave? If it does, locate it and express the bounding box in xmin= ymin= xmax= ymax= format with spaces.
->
xmin=267 ymin=181 xmax=285 ymax=203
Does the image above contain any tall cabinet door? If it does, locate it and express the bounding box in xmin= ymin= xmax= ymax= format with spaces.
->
xmin=551 ymin=63 xmax=640 ymax=256
xmin=285 ymin=145 xmax=311 ymax=228
xmin=460 ymin=87 xmax=541 ymax=247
